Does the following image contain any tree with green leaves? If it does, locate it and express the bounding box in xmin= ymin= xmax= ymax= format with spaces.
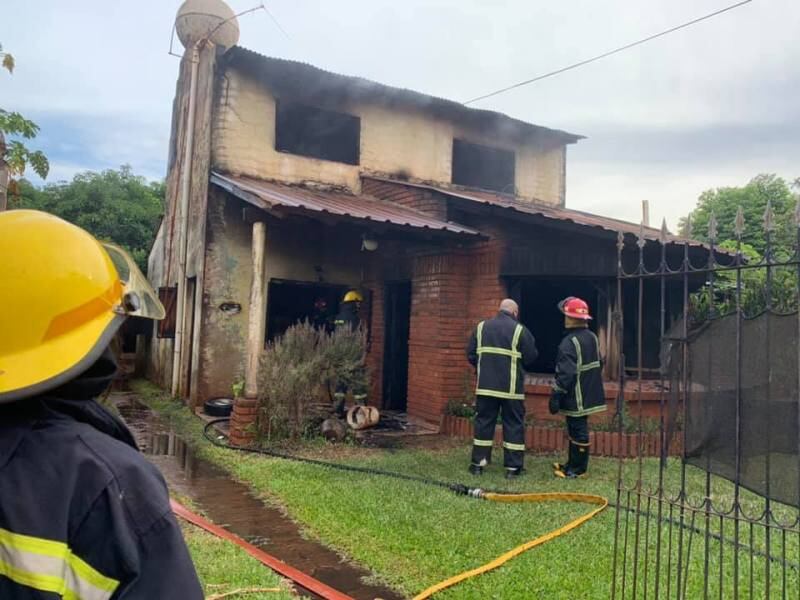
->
xmin=1 ymin=43 xmax=49 ymax=210
xmin=682 ymin=174 xmax=800 ymax=320
xmin=678 ymin=174 xmax=797 ymax=256
xmin=17 ymin=166 xmax=165 ymax=272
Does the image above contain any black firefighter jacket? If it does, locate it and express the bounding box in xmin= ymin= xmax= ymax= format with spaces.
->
xmin=0 ymin=352 xmax=203 ymax=599
xmin=334 ymin=302 xmax=360 ymax=330
xmin=467 ymin=311 xmax=538 ymax=400
xmin=551 ymin=328 xmax=607 ymax=417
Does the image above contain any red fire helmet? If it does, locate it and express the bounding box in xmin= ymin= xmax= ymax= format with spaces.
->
xmin=558 ymin=296 xmax=592 ymax=320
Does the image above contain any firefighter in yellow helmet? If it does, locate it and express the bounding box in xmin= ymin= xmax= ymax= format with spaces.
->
xmin=332 ymin=289 xmax=367 ymax=417
xmin=0 ymin=210 xmax=203 ymax=598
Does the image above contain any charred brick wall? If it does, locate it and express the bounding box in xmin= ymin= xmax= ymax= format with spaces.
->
xmin=405 ymin=241 xmax=508 ymax=423
xmin=361 ymin=178 xmax=447 ymax=221
xmin=365 ymin=177 xmax=510 ymax=423
xmin=407 ymin=252 xmax=471 ymax=422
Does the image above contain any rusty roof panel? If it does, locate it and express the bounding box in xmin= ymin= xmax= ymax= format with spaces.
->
xmin=210 ymin=173 xmax=481 ymax=237
xmin=365 ymin=177 xmax=705 ymax=246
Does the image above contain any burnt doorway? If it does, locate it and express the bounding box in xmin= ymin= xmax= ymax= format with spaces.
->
xmin=382 ymin=281 xmax=411 ymax=411
xmin=517 ymin=278 xmax=601 ymax=373
xmin=266 ymin=279 xmax=348 ymax=342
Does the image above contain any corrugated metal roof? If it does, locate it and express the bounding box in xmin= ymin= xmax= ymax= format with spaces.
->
xmin=210 ymin=173 xmax=481 ymax=237
xmin=365 ymin=177 xmax=704 ymax=246
xmin=226 ymin=47 xmax=583 ymax=145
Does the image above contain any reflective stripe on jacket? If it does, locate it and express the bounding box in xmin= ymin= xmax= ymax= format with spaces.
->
xmin=551 ymin=328 xmax=607 ymax=417
xmin=467 ymin=311 xmax=538 ymax=400
xmin=0 ymin=353 xmax=203 ymax=599
xmin=333 ymin=301 xmax=360 ymax=330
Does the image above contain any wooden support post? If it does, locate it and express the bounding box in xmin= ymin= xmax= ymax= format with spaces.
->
xmin=244 ymin=221 xmax=267 ymax=398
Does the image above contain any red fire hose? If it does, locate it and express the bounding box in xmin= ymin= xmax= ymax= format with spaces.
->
xmin=171 ymin=499 xmax=356 ymax=600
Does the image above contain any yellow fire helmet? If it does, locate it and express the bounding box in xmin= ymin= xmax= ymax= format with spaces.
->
xmin=0 ymin=210 xmax=165 ymax=404
xmin=343 ymin=290 xmax=363 ymax=303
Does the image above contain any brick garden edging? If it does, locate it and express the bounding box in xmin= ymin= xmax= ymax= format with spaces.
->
xmin=439 ymin=414 xmax=682 ymax=458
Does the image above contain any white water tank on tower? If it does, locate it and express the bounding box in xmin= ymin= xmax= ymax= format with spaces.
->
xmin=175 ymin=0 xmax=240 ymax=49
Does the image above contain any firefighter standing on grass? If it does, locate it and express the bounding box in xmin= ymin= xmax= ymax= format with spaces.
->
xmin=0 ymin=210 xmax=203 ymax=598
xmin=550 ymin=296 xmax=607 ymax=479
xmin=332 ymin=290 xmax=368 ymax=417
xmin=467 ymin=299 xmax=538 ymax=479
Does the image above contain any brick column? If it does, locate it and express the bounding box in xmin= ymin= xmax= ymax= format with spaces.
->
xmin=466 ymin=229 xmax=508 ymax=326
xmin=229 ymin=396 xmax=258 ymax=446
xmin=462 ymin=235 xmax=509 ymax=396
xmin=407 ymin=251 xmax=471 ymax=423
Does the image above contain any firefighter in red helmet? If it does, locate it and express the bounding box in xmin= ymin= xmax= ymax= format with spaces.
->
xmin=550 ymin=296 xmax=607 ymax=478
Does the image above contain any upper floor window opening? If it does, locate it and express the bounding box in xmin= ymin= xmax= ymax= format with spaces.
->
xmin=452 ymin=138 xmax=515 ymax=194
xmin=275 ymin=101 xmax=360 ymax=165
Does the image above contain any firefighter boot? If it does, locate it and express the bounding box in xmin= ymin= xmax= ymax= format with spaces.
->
xmin=554 ymin=440 xmax=587 ymax=479
xmin=469 ymin=457 xmax=489 ymax=476
xmin=333 ymin=393 xmax=347 ymax=419
xmin=553 ymin=439 xmax=578 ymax=476
xmin=505 ymin=467 xmax=526 ymax=480
xmin=572 ymin=440 xmax=590 ymax=477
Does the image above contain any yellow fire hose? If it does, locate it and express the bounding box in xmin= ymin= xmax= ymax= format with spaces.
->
xmin=203 ymin=420 xmax=608 ymax=600
xmin=412 ymin=491 xmax=608 ymax=600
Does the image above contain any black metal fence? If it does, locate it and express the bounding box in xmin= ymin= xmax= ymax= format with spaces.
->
xmin=611 ymin=202 xmax=800 ymax=599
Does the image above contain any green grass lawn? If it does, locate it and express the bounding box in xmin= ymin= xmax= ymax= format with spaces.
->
xmin=134 ymin=381 xmax=799 ymax=599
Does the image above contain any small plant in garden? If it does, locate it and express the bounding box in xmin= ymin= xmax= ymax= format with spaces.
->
xmin=231 ymin=379 xmax=244 ymax=398
xmin=445 ymin=399 xmax=475 ymax=418
xmin=445 ymin=372 xmax=477 ymax=417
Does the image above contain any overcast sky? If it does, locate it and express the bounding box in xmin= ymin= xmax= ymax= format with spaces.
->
xmin=3 ymin=0 xmax=798 ymax=230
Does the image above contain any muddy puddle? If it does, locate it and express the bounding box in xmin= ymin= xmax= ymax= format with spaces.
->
xmin=113 ymin=393 xmax=404 ymax=600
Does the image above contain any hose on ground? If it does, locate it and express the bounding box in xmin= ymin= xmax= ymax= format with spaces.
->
xmin=202 ymin=418 xmax=608 ymax=599
xmin=203 ymin=419 xmax=480 ymax=497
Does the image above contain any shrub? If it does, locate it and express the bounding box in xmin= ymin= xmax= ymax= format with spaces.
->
xmin=256 ymin=321 xmax=369 ymax=442
xmin=325 ymin=324 xmax=369 ymax=399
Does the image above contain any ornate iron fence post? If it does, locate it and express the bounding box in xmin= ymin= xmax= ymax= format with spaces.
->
xmin=611 ymin=202 xmax=800 ymax=598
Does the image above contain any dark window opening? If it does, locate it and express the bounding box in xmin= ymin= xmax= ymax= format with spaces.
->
xmin=516 ymin=278 xmax=601 ymax=373
xmin=266 ymin=279 xmax=349 ymax=343
xmin=452 ymin=139 xmax=515 ymax=193
xmin=157 ymin=286 xmax=177 ymax=339
xmin=275 ymin=101 xmax=360 ymax=165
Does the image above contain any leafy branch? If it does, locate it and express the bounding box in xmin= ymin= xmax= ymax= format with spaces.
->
xmin=5 ymin=140 xmax=49 ymax=179
xmin=1 ymin=43 xmax=50 ymax=208
xmin=0 ymin=110 xmax=40 ymax=139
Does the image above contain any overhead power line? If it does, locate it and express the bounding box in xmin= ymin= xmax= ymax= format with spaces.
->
xmin=263 ymin=3 xmax=291 ymax=40
xmin=464 ymin=0 xmax=753 ymax=105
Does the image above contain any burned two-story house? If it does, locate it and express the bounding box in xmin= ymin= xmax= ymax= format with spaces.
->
xmin=147 ymin=32 xmax=708 ymax=443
